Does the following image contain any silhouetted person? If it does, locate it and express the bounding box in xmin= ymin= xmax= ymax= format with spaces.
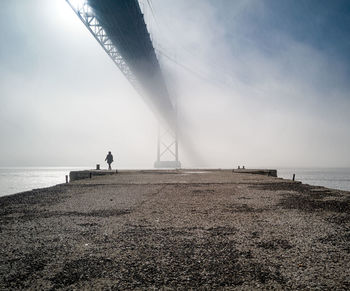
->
xmin=105 ymin=151 xmax=113 ymax=170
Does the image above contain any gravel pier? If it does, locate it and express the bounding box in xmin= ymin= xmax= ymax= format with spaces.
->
xmin=1 ymin=170 xmax=350 ymax=290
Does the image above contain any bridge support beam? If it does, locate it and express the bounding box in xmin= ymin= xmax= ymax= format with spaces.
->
xmin=154 ymin=124 xmax=181 ymax=168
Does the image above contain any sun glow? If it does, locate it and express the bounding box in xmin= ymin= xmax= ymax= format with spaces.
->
xmin=52 ymin=0 xmax=87 ymax=30
xmin=66 ymin=0 xmax=87 ymax=10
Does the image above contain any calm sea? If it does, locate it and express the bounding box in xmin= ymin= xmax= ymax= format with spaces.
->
xmin=277 ymin=168 xmax=350 ymax=192
xmin=0 ymin=167 xmax=349 ymax=197
xmin=0 ymin=167 xmax=87 ymax=197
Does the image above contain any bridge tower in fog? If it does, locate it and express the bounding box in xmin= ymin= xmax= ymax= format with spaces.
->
xmin=67 ymin=0 xmax=180 ymax=168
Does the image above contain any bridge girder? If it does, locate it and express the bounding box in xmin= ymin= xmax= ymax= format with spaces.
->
xmin=66 ymin=0 xmax=176 ymax=128
xmin=66 ymin=0 xmax=180 ymax=168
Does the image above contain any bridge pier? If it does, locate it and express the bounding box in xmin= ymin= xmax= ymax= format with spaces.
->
xmin=154 ymin=124 xmax=181 ymax=168
xmin=67 ymin=0 xmax=182 ymax=169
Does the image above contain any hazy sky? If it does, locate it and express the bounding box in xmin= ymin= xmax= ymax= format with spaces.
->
xmin=1 ymin=0 xmax=349 ymax=168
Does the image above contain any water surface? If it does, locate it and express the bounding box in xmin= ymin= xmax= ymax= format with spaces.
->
xmin=277 ymin=168 xmax=350 ymax=191
xmin=0 ymin=167 xmax=87 ymax=197
xmin=1 ymin=167 xmax=349 ymax=197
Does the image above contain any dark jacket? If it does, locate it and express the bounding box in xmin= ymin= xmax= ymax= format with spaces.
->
xmin=105 ymin=153 xmax=113 ymax=164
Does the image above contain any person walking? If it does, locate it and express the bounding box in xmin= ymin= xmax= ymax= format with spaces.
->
xmin=105 ymin=151 xmax=114 ymax=170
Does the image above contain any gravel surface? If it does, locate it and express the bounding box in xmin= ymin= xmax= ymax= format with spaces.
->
xmin=0 ymin=170 xmax=349 ymax=290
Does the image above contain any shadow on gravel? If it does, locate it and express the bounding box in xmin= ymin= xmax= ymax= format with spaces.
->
xmin=278 ymin=194 xmax=350 ymax=213
xmin=51 ymin=257 xmax=115 ymax=289
xmin=207 ymin=226 xmax=237 ymax=236
xmin=0 ymin=186 xmax=69 ymax=223
xmin=226 ymin=203 xmax=267 ymax=213
xmin=249 ymin=182 xmax=340 ymax=198
xmin=62 ymin=209 xmax=130 ymax=218
xmin=250 ymin=182 xmax=350 ymax=214
xmin=249 ymin=182 xmax=305 ymax=192
xmin=257 ymin=239 xmax=293 ymax=250
xmin=0 ymin=209 xmax=130 ymax=224
xmin=192 ymin=189 xmax=215 ymax=195
xmin=319 ymin=232 xmax=350 ymax=253
xmin=1 ymin=227 xmax=286 ymax=289
xmin=0 ymin=187 xmax=68 ymax=208
xmin=59 ymin=226 xmax=285 ymax=289
xmin=326 ymin=214 xmax=350 ymax=224
xmin=2 ymin=251 xmax=48 ymax=289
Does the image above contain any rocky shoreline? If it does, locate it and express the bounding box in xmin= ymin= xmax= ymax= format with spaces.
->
xmin=1 ymin=170 xmax=349 ymax=289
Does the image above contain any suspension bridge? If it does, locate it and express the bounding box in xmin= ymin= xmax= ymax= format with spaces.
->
xmin=66 ymin=0 xmax=180 ymax=168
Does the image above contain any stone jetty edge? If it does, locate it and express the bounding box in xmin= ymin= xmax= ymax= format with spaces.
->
xmin=1 ymin=169 xmax=349 ymax=289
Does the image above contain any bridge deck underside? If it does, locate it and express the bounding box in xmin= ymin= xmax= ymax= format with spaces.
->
xmin=88 ymin=0 xmax=175 ymax=126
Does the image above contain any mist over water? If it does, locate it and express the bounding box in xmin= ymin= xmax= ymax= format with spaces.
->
xmin=0 ymin=0 xmax=349 ymax=169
